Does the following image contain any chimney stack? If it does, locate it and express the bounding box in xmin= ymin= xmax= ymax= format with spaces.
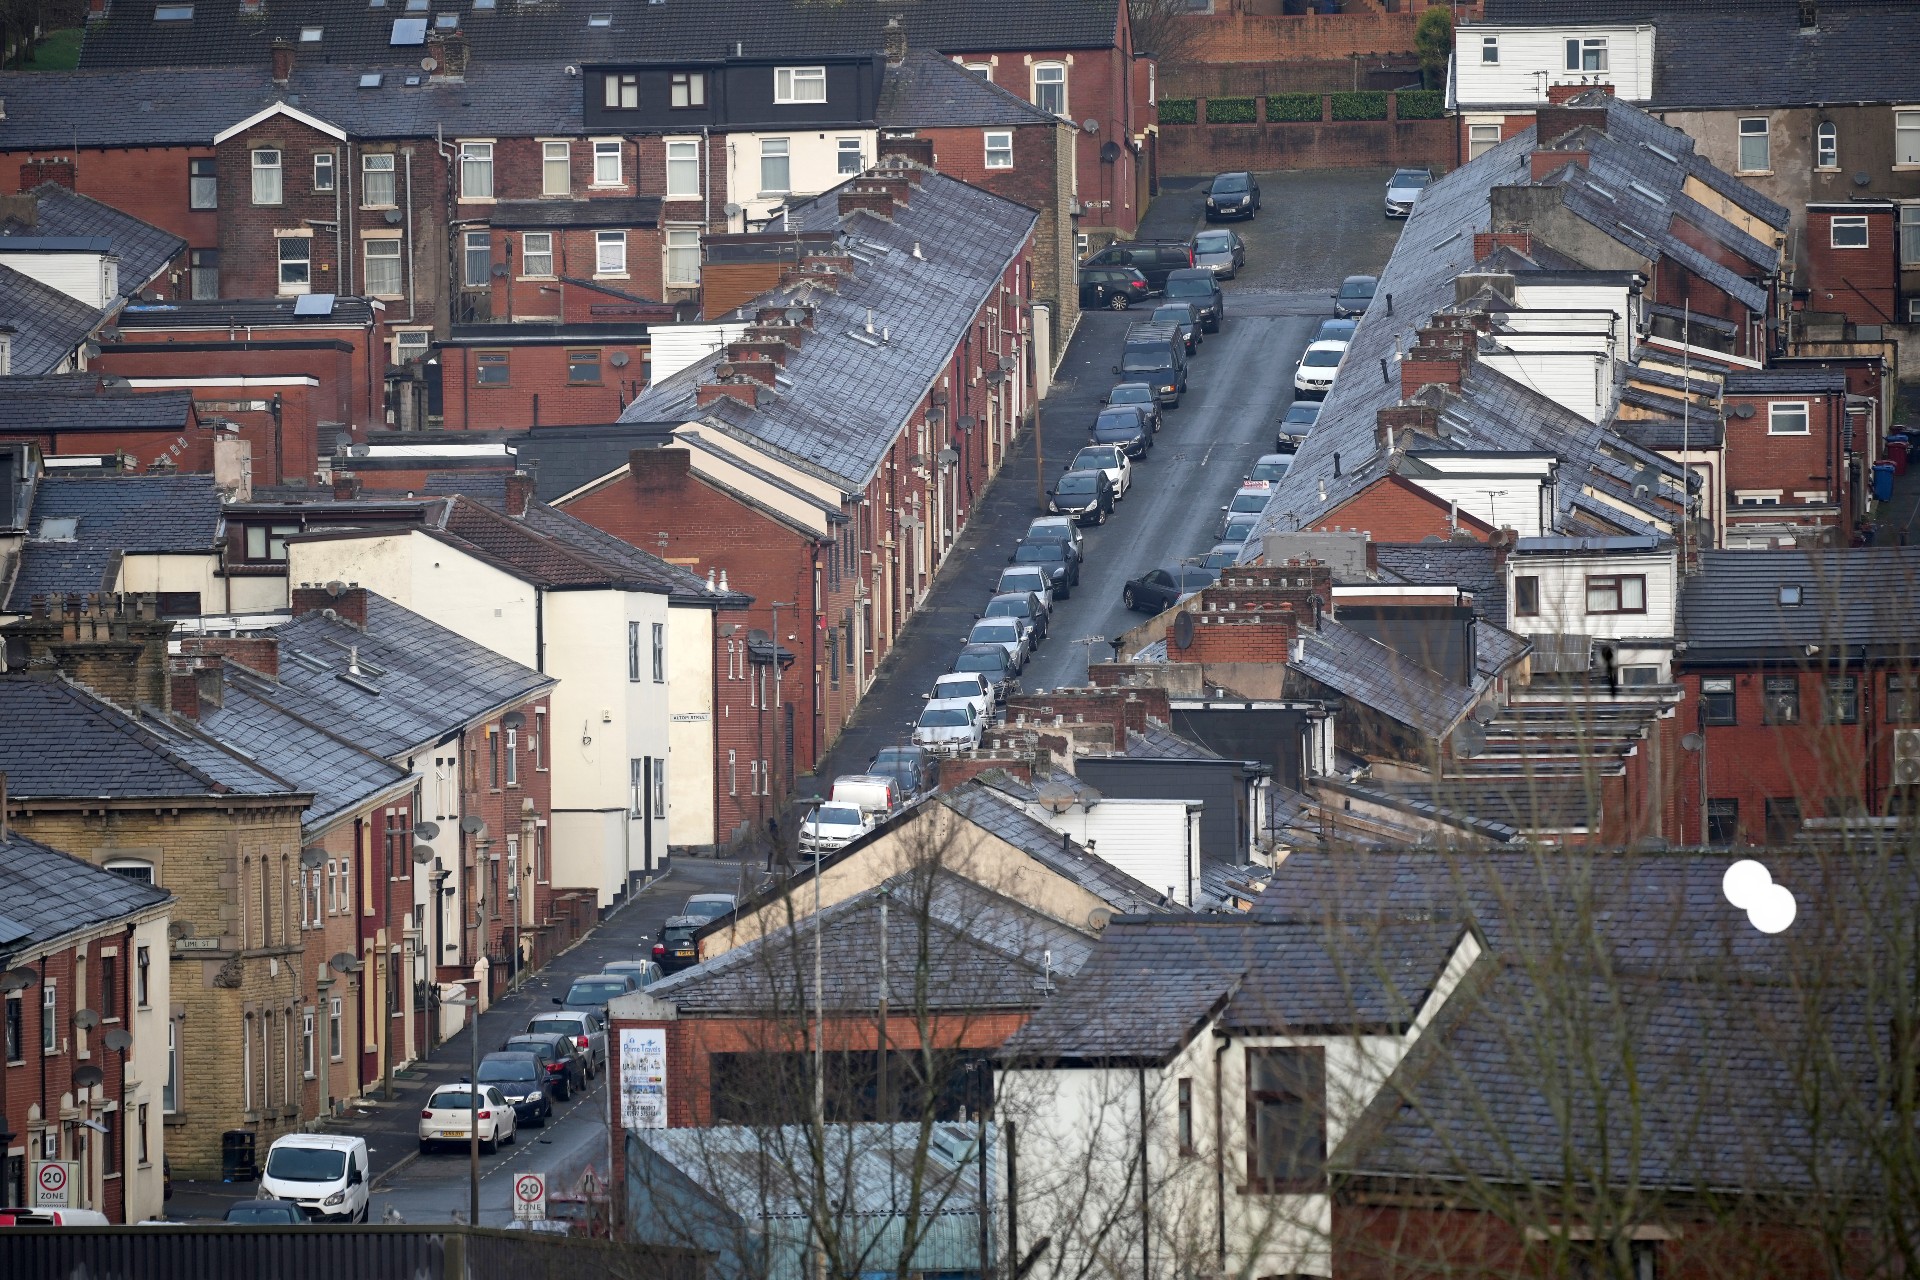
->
xmin=271 ymin=37 xmax=295 ymax=85
xmin=291 ymin=581 xmax=370 ymax=628
xmin=883 ymin=14 xmax=907 ymax=67
xmin=504 ymin=467 xmax=536 ymax=518
xmin=13 ymin=594 xmax=173 ymax=709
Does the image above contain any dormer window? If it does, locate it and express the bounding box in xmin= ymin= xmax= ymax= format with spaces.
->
xmin=774 ymin=65 xmax=826 ymax=104
xmin=671 ymin=71 xmax=705 ymax=108
xmin=154 ymin=4 xmax=194 ymax=19
xmin=604 ymin=72 xmax=638 ymax=109
xmin=300 ymin=24 xmax=323 ymax=39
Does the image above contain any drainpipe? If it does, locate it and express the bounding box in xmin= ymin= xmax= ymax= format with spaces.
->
xmin=1137 ymin=1066 xmax=1150 ymax=1280
xmin=334 ymin=142 xmax=346 ymax=298
xmin=402 ymin=148 xmax=418 ymax=323
xmin=1214 ymin=1032 xmax=1230 ymax=1273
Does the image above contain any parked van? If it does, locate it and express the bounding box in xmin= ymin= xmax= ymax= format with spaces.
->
xmin=256 ymin=1133 xmax=371 ymax=1223
xmin=1115 ymin=322 xmax=1188 ymax=407
xmin=830 ymin=773 xmax=901 ymax=821
xmin=0 ymin=1208 xmax=112 ymax=1226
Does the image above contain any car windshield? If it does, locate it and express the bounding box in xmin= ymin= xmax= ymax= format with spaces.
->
xmin=1183 ymin=568 xmax=1220 ymax=590
xmin=1283 ymin=403 xmax=1322 ymax=425
xmin=265 ymin=1147 xmax=346 ymax=1182
xmin=935 ymin=677 xmax=984 ymax=698
xmin=956 ymin=650 xmax=1005 ymax=673
xmin=1194 ymin=231 xmax=1233 ymax=251
xmin=478 ymin=1058 xmax=539 ymax=1084
xmin=1250 ymin=459 xmax=1292 ymax=482
xmin=1212 ymin=174 xmax=1249 ymax=193
xmin=972 ymin=622 xmax=1019 ymax=642
xmin=1072 ymin=448 xmax=1118 ymax=470
xmin=1225 ymin=516 xmax=1259 ymax=538
xmin=1231 ymin=492 xmax=1268 ymax=512
xmin=1056 ymin=472 xmax=1097 ymax=493
xmin=228 ymin=1204 xmax=300 ymax=1222
xmin=1303 ymin=347 xmax=1343 ymax=367
xmin=1392 ymin=169 xmax=1432 ymax=188
xmin=429 ymin=1090 xmax=480 ymax=1111
xmin=1109 ymin=385 xmax=1151 ymax=404
xmin=1015 ymin=544 xmax=1063 ymax=563
xmin=1202 ymin=550 xmax=1238 ymax=569
xmin=984 ymin=599 xmax=1029 ymax=620
xmin=1316 ymin=320 xmax=1357 ymax=343
xmin=919 ymin=707 xmax=971 ymax=727
xmin=1164 ymin=277 xmax=1212 ymax=299
xmin=681 ymin=900 xmax=729 ymax=920
xmin=1119 ymin=350 xmax=1170 ymax=373
xmin=1096 ymin=409 xmax=1142 ymax=430
xmin=1340 ymin=279 xmax=1376 ymax=301
xmin=565 ymin=980 xmax=626 ymax=1003
xmin=527 ymin=1018 xmax=580 ymax=1038
xmin=1152 ymin=306 xmax=1192 ymax=325
xmin=813 ymin=805 xmax=863 ymax=826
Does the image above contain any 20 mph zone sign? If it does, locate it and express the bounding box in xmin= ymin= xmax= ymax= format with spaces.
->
xmin=513 ymin=1172 xmax=546 ymax=1221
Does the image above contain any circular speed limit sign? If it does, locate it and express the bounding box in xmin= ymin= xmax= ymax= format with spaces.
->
xmin=37 ymin=1164 xmax=67 ymax=1195
xmin=513 ymin=1172 xmax=546 ymax=1218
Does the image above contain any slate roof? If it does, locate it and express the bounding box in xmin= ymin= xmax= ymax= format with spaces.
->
xmin=0 ymin=671 xmax=295 ymax=799
xmin=876 ymin=50 xmax=1061 ymax=129
xmin=647 ymin=870 xmax=1091 ymax=1015
xmin=1123 ymin=719 xmax=1220 ymax=760
xmin=0 ymin=262 xmax=103 ymax=376
xmin=115 ymin=297 xmax=379 ymax=328
xmin=1290 ymin=618 xmax=1481 ymax=739
xmin=4 ymin=183 xmax=185 ymax=293
xmin=0 ymin=828 xmax=172 ymax=950
xmin=7 ymin=474 xmax=223 ymax=610
xmin=0 ymin=376 xmax=194 ymax=434
xmin=488 ymin=198 xmax=663 ymax=230
xmin=1372 ymin=543 xmax=1509 ymax=625
xmin=520 ymin=502 xmax=725 ymax=603
xmin=264 ymin=591 xmax=555 ymax=758
xmin=618 ymin=166 xmax=1037 ymax=489
xmin=1611 ymin=414 xmax=1724 ymax=452
xmin=997 ymin=914 xmax=1468 ymax=1063
xmin=1678 ymin=547 xmax=1920 ymax=660
xmin=943 ymin=783 xmax=1167 ymax=914
xmin=1724 ymin=369 xmax=1849 ymax=395
xmin=77 ymin=0 xmax=1120 ymax=70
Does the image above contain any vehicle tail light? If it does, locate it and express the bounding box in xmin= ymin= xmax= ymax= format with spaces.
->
xmin=422 ymin=1110 xmax=433 ymax=1118
xmin=478 ymin=1110 xmax=492 ymax=1120
xmin=652 ymin=943 xmax=666 ymax=959
xmin=577 ymin=1035 xmax=590 ymax=1048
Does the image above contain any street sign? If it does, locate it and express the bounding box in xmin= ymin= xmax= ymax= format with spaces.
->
xmin=512 ymin=1172 xmax=546 ymax=1221
xmin=32 ymin=1161 xmax=74 ymax=1208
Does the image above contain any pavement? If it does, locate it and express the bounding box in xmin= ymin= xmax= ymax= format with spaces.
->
xmin=800 ymin=168 xmax=1402 ymax=784
xmin=167 ymin=855 xmax=748 ymax=1226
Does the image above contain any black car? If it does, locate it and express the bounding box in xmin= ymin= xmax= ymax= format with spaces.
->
xmin=1090 ymin=405 xmax=1153 ymax=458
xmin=1011 ymin=540 xmax=1078 ymax=597
xmin=1081 ymin=240 xmax=1195 ymax=291
xmin=1078 ymin=266 xmax=1151 ymax=310
xmin=1334 ymin=274 xmax=1377 ymax=318
xmin=476 ymin=1052 xmax=555 ymax=1126
xmin=952 ymin=643 xmax=1018 ymax=703
xmin=1163 ymin=269 xmax=1224 ymax=332
xmin=871 ymin=744 xmax=938 ymax=797
xmin=1150 ymin=302 xmax=1202 ymax=354
xmin=1104 ymin=382 xmax=1164 ymax=432
xmin=985 ymin=590 xmax=1050 ymax=643
xmin=1313 ymin=317 xmax=1358 ymax=345
xmin=1204 ymin=171 xmax=1261 ymax=221
xmin=1048 ymin=468 xmax=1115 ymax=525
xmin=1123 ymin=563 xmax=1221 ymax=613
xmin=226 ymin=1200 xmax=307 ymax=1225
xmin=652 ymin=915 xmax=704 ymax=972
xmin=1276 ymin=400 xmax=1322 ymax=452
xmin=502 ymin=1031 xmax=587 ymax=1097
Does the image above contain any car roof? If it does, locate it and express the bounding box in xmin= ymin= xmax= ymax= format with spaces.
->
xmin=837 ymin=773 xmax=896 ymax=786
xmin=687 ymin=893 xmax=734 ymax=904
xmin=1304 ymin=339 xmax=1348 ymax=354
xmin=986 ymin=591 xmax=1036 ymax=607
xmin=269 ymin=1133 xmax=363 ymax=1151
xmin=935 ymin=670 xmax=988 ymax=683
xmin=1341 ymin=274 xmax=1378 ymax=286
xmin=531 ymin=1009 xmax=589 ymax=1021
xmin=1110 ymin=381 xmax=1154 ymax=390
xmin=1211 ymin=170 xmax=1251 ymax=181
xmin=925 ymin=696 xmax=980 ymax=710
xmin=506 ymin=1030 xmax=565 ymax=1041
xmin=482 ymin=1050 xmax=542 ymax=1064
xmin=1391 ymin=167 xmax=1432 ymax=179
xmin=1165 ymin=268 xmax=1214 ymax=281
xmin=660 ymin=914 xmax=704 ymax=927
xmin=959 ymin=642 xmax=1008 ymax=657
xmin=1057 ymin=466 xmax=1105 ymax=478
xmin=1255 ymin=453 xmax=1292 ymax=464
xmin=1284 ymin=401 xmax=1322 ymax=418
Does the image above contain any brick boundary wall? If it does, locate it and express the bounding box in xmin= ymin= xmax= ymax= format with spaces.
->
xmin=1156 ymin=92 xmax=1455 ymax=174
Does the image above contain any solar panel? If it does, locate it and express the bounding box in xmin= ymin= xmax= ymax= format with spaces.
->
xmin=294 ymin=293 xmax=337 ymax=316
xmin=389 ymin=16 xmax=427 ymax=43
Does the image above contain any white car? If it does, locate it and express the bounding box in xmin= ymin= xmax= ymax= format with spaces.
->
xmin=1067 ymin=444 xmax=1132 ymax=500
xmin=1293 ymin=339 xmax=1346 ymax=399
xmin=913 ymin=698 xmax=986 ymax=755
xmin=967 ymin=617 xmax=1031 ymax=672
xmin=419 ymin=1084 xmax=517 ymax=1155
xmin=1221 ymin=480 xmax=1273 ymax=523
xmin=525 ymin=1010 xmax=604 ymax=1076
xmin=801 ymin=801 xmax=877 ymax=852
xmin=995 ymin=565 xmax=1055 ymax=610
xmin=931 ymin=672 xmax=995 ymax=725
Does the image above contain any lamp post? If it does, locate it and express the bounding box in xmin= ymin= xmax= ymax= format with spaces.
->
xmin=443 ymin=991 xmax=481 ymax=1227
xmin=769 ymin=601 xmax=795 ymax=808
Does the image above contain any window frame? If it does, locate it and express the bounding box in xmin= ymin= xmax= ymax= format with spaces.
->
xmin=652 ymin=621 xmax=667 ymax=683
xmin=595 ymin=230 xmax=627 ymax=276
xmin=838 ymin=136 xmax=865 ymax=176
xmin=1563 ymin=36 xmax=1607 ymax=71
xmin=251 ymin=148 xmax=283 ymax=205
xmin=1480 ymin=34 xmax=1498 ymax=63
xmin=759 ymin=136 xmax=792 ymax=195
xmin=592 ymin=138 xmax=623 ymax=187
xmin=671 ymin=71 xmax=706 ymax=109
xmin=1584 ymin=573 xmax=1646 ymax=616
xmin=1700 ymin=676 xmax=1736 ymax=726
xmin=361 ymin=151 xmax=397 ymax=207
xmin=1765 ymin=796 xmax=1802 ymax=844
xmin=1512 ymin=574 xmax=1540 ymax=617
xmin=276 ymin=233 xmax=311 ymax=294
xmin=568 ymin=348 xmax=602 ymax=385
xmin=521 ymin=231 xmax=555 ymax=279
xmin=362 ymin=235 xmax=404 ymax=298
xmin=604 ymin=72 xmax=638 ymax=110
xmin=1830 ymin=215 xmax=1869 ymax=249
xmin=665 ymin=139 xmax=701 ymax=198
xmin=1896 ymin=109 xmax=1920 ymax=168
xmin=475 ymin=350 xmax=510 ymax=386
xmin=1890 ymin=673 xmax=1920 ymax=723
xmin=1763 ymin=673 xmax=1801 ymax=725
xmin=190 ymin=247 xmax=220 ymax=300
xmin=628 ymin=620 xmax=643 ymax=682
xmin=313 ymin=151 xmax=336 ymax=192
xmin=1816 ymin=121 xmax=1838 ymax=169
xmin=463 ymin=229 xmax=491 ymax=288
xmin=1768 ymin=401 xmax=1811 ymax=435
xmin=189 ymin=156 xmax=218 ymax=209
xmin=1823 ymin=674 xmax=1861 ymax=725
xmin=458 ymin=140 xmax=495 ymax=200
xmin=542 ymin=141 xmax=571 ymax=197
xmin=1032 ymin=61 xmax=1067 ymax=116
xmin=1244 ymin=1046 xmax=1326 ymax=1193
xmin=984 ymin=130 xmax=1014 ymax=170
xmin=42 ymin=980 xmax=57 ymax=1054
xmin=1467 ymin=122 xmax=1502 ymax=161
xmin=1737 ymin=116 xmax=1771 ymax=173
xmin=665 ymin=225 xmax=701 ymax=287
xmin=773 ymin=65 xmax=827 ymax=104
xmin=1177 ymin=1076 xmax=1195 ymax=1156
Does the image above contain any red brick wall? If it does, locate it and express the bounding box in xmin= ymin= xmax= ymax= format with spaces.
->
xmin=1805 ymin=206 xmax=1898 ymax=327
xmin=480 ymin=224 xmax=670 ymax=323
xmin=1310 ymin=476 xmax=1492 ymax=543
xmin=0 ymin=425 xmax=213 ymax=474
xmin=451 ymin=697 xmax=556 ymax=988
xmin=1158 ymin=94 xmax=1454 ymax=176
xmin=1722 ymin=388 xmax=1845 ymax=519
xmin=1174 ymin=612 xmax=1300 ymax=663
xmin=439 ymin=341 xmax=650 ymax=430
xmin=2 ymin=146 xmax=216 ymax=275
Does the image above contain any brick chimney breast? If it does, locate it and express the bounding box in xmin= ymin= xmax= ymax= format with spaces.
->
xmin=271 ymin=37 xmax=295 ymax=84
xmin=291 ymin=581 xmax=370 ymax=628
xmin=697 ymin=382 xmax=760 ymax=410
xmin=504 ymin=467 xmax=536 ymax=518
xmin=14 ymin=593 xmax=172 ymax=708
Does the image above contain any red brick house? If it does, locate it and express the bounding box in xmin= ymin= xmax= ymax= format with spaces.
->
xmin=1719 ymin=368 xmax=1854 ymax=546
xmin=1802 ymin=200 xmax=1899 ymax=330
xmin=437 ymin=324 xmax=658 ymax=432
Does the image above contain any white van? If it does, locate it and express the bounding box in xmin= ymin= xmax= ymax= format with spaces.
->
xmin=830 ymin=774 xmax=900 ymax=821
xmin=257 ymin=1133 xmax=371 ymax=1222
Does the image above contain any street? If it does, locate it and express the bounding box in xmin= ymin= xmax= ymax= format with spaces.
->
xmin=168 ymin=856 xmax=747 ymax=1227
xmin=806 ymin=168 xmax=1402 ymax=781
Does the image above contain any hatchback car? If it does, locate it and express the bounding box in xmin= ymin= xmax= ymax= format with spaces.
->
xmin=1046 ymin=467 xmax=1114 ymax=525
xmin=799 ymin=802 xmax=876 ymax=853
xmin=1334 ymin=274 xmax=1377 ymax=318
xmin=1276 ymin=400 xmax=1322 ymax=452
xmin=1081 ymin=240 xmax=1195 ymax=291
xmin=912 ymin=699 xmax=985 ymax=756
xmin=652 ymin=916 xmax=705 ymax=971
xmin=1026 ymin=514 xmax=1084 ymax=558
xmin=1078 ymin=266 xmax=1150 ymax=310
xmin=1090 ymin=406 xmax=1153 ymax=458
xmin=601 ymin=958 xmax=666 ymax=988
xmin=476 ymin=1052 xmax=554 ymax=1126
xmin=1104 ymin=382 xmax=1164 ymax=432
xmin=502 ymin=1031 xmax=588 ymax=1095
xmin=1163 ymin=269 xmax=1224 ymax=332
xmin=1191 ymin=228 xmax=1246 ymax=277
xmin=680 ymin=893 xmax=736 ymax=922
xmin=1198 ymin=544 xmax=1243 ymax=572
xmin=555 ymin=972 xmax=638 ymax=1013
xmin=928 ymin=672 xmax=995 ymax=726
xmin=1223 ymin=481 xmax=1273 ymax=520
xmin=1248 ymin=453 xmax=1295 ymax=484
xmin=953 ymin=642 xmax=1019 ymax=703
xmin=984 ymin=591 xmax=1050 ymax=644
xmin=1385 ymin=167 xmax=1434 ymax=218
xmin=1068 ymin=444 xmax=1132 ymax=499
xmin=1150 ymin=302 xmax=1202 ymax=353
xmin=420 ymin=1084 xmax=516 ymax=1155
xmin=525 ymin=1010 xmax=606 ymax=1076
xmin=870 ymin=744 xmax=938 ymax=798
xmin=994 ymin=564 xmax=1054 ymax=610
xmin=1313 ymin=317 xmax=1358 ymax=346
xmin=1123 ymin=563 xmax=1220 ymax=613
xmin=968 ymin=616 xmax=1032 ymax=671
xmin=1293 ymin=340 xmax=1346 ymax=399
xmin=1219 ymin=510 xmax=1263 ymax=544
xmin=225 ymin=1200 xmax=307 ymax=1225
xmin=1204 ymin=171 xmax=1261 ymax=221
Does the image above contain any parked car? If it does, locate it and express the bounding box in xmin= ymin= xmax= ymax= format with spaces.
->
xmin=419 ymin=1084 xmax=516 ymax=1155
xmin=1077 ymin=265 xmax=1151 ymax=310
xmin=952 ymin=642 xmax=1019 ymax=703
xmin=1191 ymin=227 xmax=1247 ymax=277
xmin=1163 ymin=269 xmax=1224 ymax=333
xmin=927 ymin=673 xmax=995 ymax=727
xmin=995 ymin=564 xmax=1056 ymax=610
xmin=600 ymin=957 xmax=665 ymax=988
xmin=1067 ymin=444 xmax=1132 ymax=500
xmin=477 ymin=1052 xmax=555 ymax=1126
xmin=1115 ymin=323 xmax=1187 ymax=407
xmin=1150 ymin=302 xmax=1202 ymax=354
xmin=1089 ymin=406 xmax=1154 ymax=458
xmin=1104 ymin=382 xmax=1164 ymax=432
xmin=1026 ymin=514 xmax=1084 ymax=558
xmin=1025 ymin=527 xmax=1084 ymax=575
xmin=1276 ymin=400 xmax=1321 ymax=452
xmin=258 ymin=1134 xmax=372 ymax=1223
xmin=0 ymin=1209 xmax=112 ymax=1226
xmin=225 ymin=1200 xmax=308 ymax=1225
xmin=1123 ymin=563 xmax=1220 ymax=613
xmin=984 ymin=591 xmax=1050 ymax=644
xmin=1047 ymin=468 xmax=1115 ymax=525
xmin=555 ymin=972 xmax=638 ymax=1013
xmin=1293 ymin=339 xmax=1346 ymax=399
xmin=502 ymin=1030 xmax=588 ymax=1095
xmin=799 ymin=802 xmax=876 ymax=853
xmin=1218 ymin=510 xmax=1263 ymax=544
xmin=1198 ymin=544 xmax=1242 ymax=571
xmin=1248 ymin=453 xmax=1295 ymax=484
xmin=652 ymin=915 xmax=706 ymax=971
xmin=524 ymin=1010 xmax=606 ymax=1076
xmin=1204 ymin=170 xmax=1261 ymax=221
xmin=1011 ymin=539 xmax=1078 ymax=597
xmin=913 ymin=698 xmax=986 ymax=755
xmin=1313 ymin=317 xmax=1358 ymax=346
xmin=870 ymin=744 xmax=939 ymax=797
xmin=680 ymin=893 xmax=736 ymax=922
xmin=832 ymin=773 xmax=902 ymax=820
xmin=968 ymin=616 xmax=1032 ymax=671
xmin=1334 ymin=274 xmax=1377 ymax=318
xmin=1385 ymin=166 xmax=1433 ymax=218
xmin=1081 ymin=240 xmax=1195 ymax=291
xmin=1223 ymin=481 xmax=1274 ymax=521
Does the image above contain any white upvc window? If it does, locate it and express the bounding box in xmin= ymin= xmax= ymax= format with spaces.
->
xmin=665 ymin=226 xmax=701 ymax=286
xmin=459 ymin=141 xmax=494 ymax=199
xmin=1480 ymin=35 xmax=1498 ymax=63
xmin=1830 ymin=215 xmax=1869 ymax=248
xmin=276 ymin=234 xmax=311 ymax=294
xmin=666 ymin=139 xmax=700 ymax=197
xmin=1815 ymin=121 xmax=1837 ymax=169
xmin=251 ymin=148 xmax=283 ymax=204
xmin=1737 ymin=117 xmax=1770 ymax=173
xmin=1768 ymin=401 xmax=1810 ymax=435
xmin=1467 ymin=122 xmax=1502 ymax=160
xmin=1564 ymin=36 xmax=1606 ymax=71
xmin=522 ymin=231 xmax=554 ymax=277
xmin=774 ymin=65 xmax=826 ymax=103
xmin=362 ymin=152 xmax=396 ymax=206
xmin=1896 ymin=109 xmax=1920 ymax=167
xmin=985 ymin=130 xmax=1013 ymax=170
xmin=593 ymin=139 xmax=623 ymax=186
xmin=313 ymin=151 xmax=335 ymax=191
xmin=363 ymin=235 xmax=403 ymax=296
xmin=596 ymin=230 xmax=626 ymax=275
xmin=760 ymin=137 xmax=791 ymax=194
xmin=837 ymin=136 xmax=864 ymax=175
xmin=542 ymin=141 xmax=571 ymax=196
xmin=1032 ymin=62 xmax=1066 ymax=116
xmin=1901 ymin=203 xmax=1920 ymax=266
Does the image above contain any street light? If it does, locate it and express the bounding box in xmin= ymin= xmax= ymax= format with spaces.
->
xmin=442 ymin=991 xmax=482 ymax=1227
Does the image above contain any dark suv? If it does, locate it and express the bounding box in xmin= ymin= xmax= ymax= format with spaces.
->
xmin=1078 ymin=266 xmax=1150 ymax=310
xmin=1163 ymin=269 xmax=1224 ymax=333
xmin=1204 ymin=171 xmax=1261 ymax=221
xmin=1082 ymin=240 xmax=1195 ymax=292
xmin=652 ymin=916 xmax=704 ymax=972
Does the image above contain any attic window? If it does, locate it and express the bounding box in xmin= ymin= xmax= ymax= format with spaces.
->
xmin=404 ymin=74 xmax=422 ymax=85
xmin=405 ymin=0 xmax=428 ymax=8
xmin=473 ymin=0 xmax=494 ymax=8
xmin=154 ymin=4 xmax=193 ymax=18
xmin=359 ymin=72 xmax=383 ymax=87
xmin=300 ymin=24 xmax=323 ymax=39
xmin=434 ymin=12 xmax=457 ymax=26
xmin=33 ymin=517 xmax=78 ymax=541
xmin=588 ymin=11 xmax=611 ymax=24
xmin=390 ymin=16 xmax=427 ymax=42
xmin=1779 ymin=584 xmax=1803 ymax=606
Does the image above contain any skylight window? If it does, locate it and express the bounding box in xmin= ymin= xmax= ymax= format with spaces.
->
xmin=359 ymin=71 xmax=384 ymax=87
xmin=473 ymin=0 xmax=495 ymax=9
xmin=33 ymin=517 xmax=78 ymax=541
xmin=1642 ymin=141 xmax=1680 ymax=164
xmin=300 ymin=24 xmax=323 ymax=39
xmin=435 ymin=12 xmax=457 ymax=26
xmin=1627 ymin=179 xmax=1667 ymax=204
xmin=389 ymin=16 xmax=427 ymax=43
xmin=154 ymin=4 xmax=193 ymax=18
xmin=404 ymin=73 xmax=422 ymax=85
xmin=587 ymin=10 xmax=611 ymax=23
xmin=405 ymin=0 xmax=428 ymax=9
xmin=1779 ymin=584 xmax=1803 ymax=606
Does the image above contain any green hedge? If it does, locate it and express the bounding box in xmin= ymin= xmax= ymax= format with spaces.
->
xmin=1158 ymin=98 xmax=1197 ymax=125
xmin=1266 ymin=92 xmax=1322 ymax=123
xmin=1395 ymin=89 xmax=1446 ymax=120
xmin=1206 ymin=97 xmax=1258 ymax=124
xmin=1329 ymin=90 xmax=1389 ymax=121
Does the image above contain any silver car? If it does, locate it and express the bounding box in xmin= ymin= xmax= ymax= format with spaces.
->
xmin=525 ymin=1010 xmax=606 ymax=1076
xmin=967 ymin=617 xmax=1032 ymax=671
xmin=912 ymin=699 xmax=985 ymax=756
xmin=1191 ymin=228 xmax=1245 ymax=278
xmin=1385 ymin=167 xmax=1433 ymax=218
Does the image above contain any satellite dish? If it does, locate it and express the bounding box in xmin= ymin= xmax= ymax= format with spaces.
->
xmin=1082 ymin=118 xmax=1099 ymax=134
xmin=490 ymin=264 xmax=509 ymax=278
xmin=73 ymin=1065 xmax=105 ymax=1089
xmin=748 ymin=628 xmax=770 ymax=645
xmin=1087 ymin=906 xmax=1114 ymax=929
xmin=1420 ymin=533 xmax=1444 ymax=543
xmin=0 ymin=967 xmax=37 ymax=993
xmin=413 ymin=820 xmax=441 ymax=840
xmin=73 ymin=1009 xmax=101 ymax=1030
xmin=722 ymin=202 xmax=744 ymax=217
xmin=329 ymin=952 xmax=364 ymax=974
xmin=419 ymin=54 xmax=438 ymax=70
xmin=460 ymin=815 xmax=487 ymax=835
xmin=334 ymin=431 xmax=354 ymax=451
xmin=502 ymin=711 xmax=525 ymax=730
xmin=1471 ymin=702 xmax=1497 ymax=725
xmin=1680 ymin=732 xmax=1706 ymax=751
xmin=300 ymin=844 xmax=327 ymax=869
xmin=1451 ymin=722 xmax=1488 ymax=758
xmin=1170 ymin=610 xmax=1195 ymax=651
xmin=1853 ymin=170 xmax=1871 ymax=187
xmin=609 ymin=351 xmax=630 ymax=368
xmin=103 ymin=1028 xmax=134 ymax=1052
xmin=1733 ymin=403 xmax=1756 ymax=419
xmin=413 ymin=844 xmax=436 ymax=865
xmin=166 ymin=921 xmax=193 ymax=941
